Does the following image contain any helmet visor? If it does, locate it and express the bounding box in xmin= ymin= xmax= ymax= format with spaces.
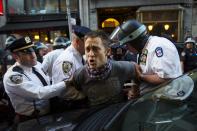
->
xmin=110 ymin=25 xmax=146 ymax=45
xmin=110 ymin=26 xmax=125 ymax=43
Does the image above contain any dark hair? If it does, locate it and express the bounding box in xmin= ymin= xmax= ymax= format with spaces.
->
xmin=84 ymin=30 xmax=111 ymax=48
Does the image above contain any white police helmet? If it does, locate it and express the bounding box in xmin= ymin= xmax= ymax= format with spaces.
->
xmin=185 ymin=38 xmax=196 ymax=44
xmin=53 ymin=36 xmax=70 ymax=47
xmin=5 ymin=35 xmax=17 ymax=48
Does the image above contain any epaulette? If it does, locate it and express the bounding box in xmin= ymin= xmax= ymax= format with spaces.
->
xmin=12 ymin=66 xmax=24 ymax=74
xmin=12 ymin=66 xmax=31 ymax=81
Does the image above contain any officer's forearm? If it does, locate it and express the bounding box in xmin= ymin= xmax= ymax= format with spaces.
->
xmin=140 ymin=74 xmax=167 ymax=85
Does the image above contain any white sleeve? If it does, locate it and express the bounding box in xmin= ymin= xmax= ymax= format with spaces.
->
xmin=151 ymin=45 xmax=182 ymax=78
xmin=42 ymin=54 xmax=50 ymax=73
xmin=4 ymin=72 xmax=66 ymax=100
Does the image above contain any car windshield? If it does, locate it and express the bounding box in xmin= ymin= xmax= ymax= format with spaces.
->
xmin=16 ymin=69 xmax=197 ymax=131
xmin=121 ymin=70 xmax=197 ymax=131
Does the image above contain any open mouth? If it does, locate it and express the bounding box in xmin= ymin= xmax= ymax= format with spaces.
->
xmin=90 ymin=59 xmax=94 ymax=63
xmin=89 ymin=59 xmax=96 ymax=66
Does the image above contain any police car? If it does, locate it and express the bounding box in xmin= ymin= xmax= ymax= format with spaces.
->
xmin=13 ymin=67 xmax=197 ymax=131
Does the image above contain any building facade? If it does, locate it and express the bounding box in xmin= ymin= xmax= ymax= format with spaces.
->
xmin=0 ymin=0 xmax=80 ymax=48
xmin=80 ymin=0 xmax=197 ymax=42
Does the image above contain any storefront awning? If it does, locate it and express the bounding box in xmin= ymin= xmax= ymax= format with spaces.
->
xmin=0 ymin=20 xmax=68 ymax=34
xmin=137 ymin=5 xmax=184 ymax=12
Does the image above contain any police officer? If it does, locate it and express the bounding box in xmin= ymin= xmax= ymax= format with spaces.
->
xmin=42 ymin=36 xmax=71 ymax=83
xmin=181 ymin=38 xmax=197 ymax=73
xmin=3 ymin=36 xmax=69 ymax=122
xmin=110 ymin=19 xmax=182 ymax=94
xmin=34 ymin=42 xmax=48 ymax=63
xmin=1 ymin=35 xmax=16 ymax=76
xmin=52 ymin=25 xmax=91 ymax=84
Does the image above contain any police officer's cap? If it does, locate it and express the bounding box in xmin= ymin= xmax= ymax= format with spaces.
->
xmin=72 ymin=25 xmax=91 ymax=38
xmin=5 ymin=36 xmax=35 ymax=53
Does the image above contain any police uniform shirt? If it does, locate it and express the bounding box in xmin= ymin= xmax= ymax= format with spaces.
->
xmin=139 ymin=36 xmax=182 ymax=79
xmin=180 ymin=48 xmax=197 ymax=72
xmin=3 ymin=62 xmax=66 ymax=116
xmin=42 ymin=48 xmax=64 ymax=78
xmin=52 ymin=45 xmax=84 ymax=84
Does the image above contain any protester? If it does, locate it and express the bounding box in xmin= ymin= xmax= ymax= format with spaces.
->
xmin=67 ymin=30 xmax=141 ymax=106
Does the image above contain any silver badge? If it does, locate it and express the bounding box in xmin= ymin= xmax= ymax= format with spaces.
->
xmin=62 ymin=61 xmax=73 ymax=74
xmin=24 ymin=37 xmax=31 ymax=44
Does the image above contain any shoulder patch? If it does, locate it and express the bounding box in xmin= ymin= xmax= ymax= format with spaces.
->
xmin=10 ymin=74 xmax=23 ymax=84
xmin=155 ymin=47 xmax=163 ymax=57
xmin=62 ymin=61 xmax=73 ymax=74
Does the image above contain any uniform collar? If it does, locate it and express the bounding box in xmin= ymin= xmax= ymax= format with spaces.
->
xmin=15 ymin=62 xmax=32 ymax=72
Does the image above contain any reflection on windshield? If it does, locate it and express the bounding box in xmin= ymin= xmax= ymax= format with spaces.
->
xmin=122 ymin=100 xmax=190 ymax=131
xmin=153 ymin=75 xmax=194 ymax=100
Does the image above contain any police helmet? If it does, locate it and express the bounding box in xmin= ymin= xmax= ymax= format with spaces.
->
xmin=53 ymin=36 xmax=70 ymax=47
xmin=110 ymin=19 xmax=147 ymax=46
xmin=5 ymin=35 xmax=17 ymax=48
xmin=185 ymin=38 xmax=196 ymax=44
xmin=35 ymin=42 xmax=48 ymax=50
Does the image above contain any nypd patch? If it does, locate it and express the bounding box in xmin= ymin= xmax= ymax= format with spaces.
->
xmin=62 ymin=61 xmax=73 ymax=74
xmin=155 ymin=47 xmax=163 ymax=57
xmin=10 ymin=74 xmax=23 ymax=84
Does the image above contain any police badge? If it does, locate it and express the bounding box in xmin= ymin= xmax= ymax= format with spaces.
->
xmin=10 ymin=74 xmax=23 ymax=84
xmin=62 ymin=61 xmax=73 ymax=74
xmin=140 ymin=49 xmax=148 ymax=65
